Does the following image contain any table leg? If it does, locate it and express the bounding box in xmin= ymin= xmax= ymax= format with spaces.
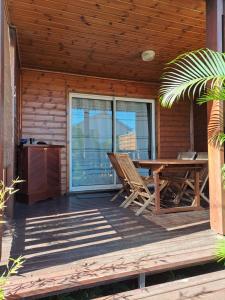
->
xmin=193 ymin=170 xmax=200 ymax=208
xmin=153 ymin=171 xmax=160 ymax=213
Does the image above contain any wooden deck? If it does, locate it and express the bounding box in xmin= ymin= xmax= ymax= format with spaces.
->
xmin=98 ymin=270 xmax=225 ymax=300
xmin=3 ymin=192 xmax=218 ymax=299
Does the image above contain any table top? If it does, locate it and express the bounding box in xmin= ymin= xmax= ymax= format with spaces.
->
xmin=133 ymin=159 xmax=208 ymax=167
xmin=20 ymin=144 xmax=65 ymax=148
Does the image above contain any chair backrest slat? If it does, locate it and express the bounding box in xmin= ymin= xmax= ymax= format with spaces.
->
xmin=195 ymin=152 xmax=208 ymax=181
xmin=195 ymin=152 xmax=208 ymax=161
xmin=115 ymin=153 xmax=148 ymax=192
xmin=107 ymin=152 xmax=127 ymax=187
xmin=177 ymin=152 xmax=196 ymax=160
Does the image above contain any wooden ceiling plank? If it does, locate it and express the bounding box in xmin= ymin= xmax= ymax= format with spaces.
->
xmin=18 ymin=38 xmax=193 ymax=60
xmin=11 ymin=19 xmax=205 ymax=48
xmin=9 ymin=8 xmax=205 ymax=43
xmin=21 ymin=50 xmax=165 ymax=71
xmin=21 ymin=61 xmax=162 ymax=82
xmin=8 ymin=0 xmax=206 ymax=30
xmin=17 ymin=0 xmax=205 ymax=20
xmin=7 ymin=0 xmax=206 ymax=82
xmin=15 ymin=23 xmax=204 ymax=50
xmin=9 ymin=6 xmax=206 ymax=41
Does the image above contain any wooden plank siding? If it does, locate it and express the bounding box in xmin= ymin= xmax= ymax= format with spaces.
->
xmin=21 ymin=69 xmax=192 ymax=193
xmin=194 ymin=102 xmax=208 ymax=152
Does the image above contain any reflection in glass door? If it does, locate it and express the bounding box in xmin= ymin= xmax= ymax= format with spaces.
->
xmin=70 ymin=96 xmax=114 ymax=191
xmin=70 ymin=94 xmax=155 ymax=191
xmin=116 ymin=100 xmax=153 ymax=159
xmin=115 ymin=99 xmax=155 ymax=178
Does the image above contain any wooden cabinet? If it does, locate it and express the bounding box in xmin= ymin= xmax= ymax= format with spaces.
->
xmin=18 ymin=145 xmax=63 ymax=204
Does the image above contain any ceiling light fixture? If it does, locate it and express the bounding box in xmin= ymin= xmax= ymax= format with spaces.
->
xmin=141 ymin=50 xmax=155 ymax=62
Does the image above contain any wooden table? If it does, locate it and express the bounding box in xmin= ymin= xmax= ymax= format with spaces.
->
xmin=133 ymin=159 xmax=208 ymax=214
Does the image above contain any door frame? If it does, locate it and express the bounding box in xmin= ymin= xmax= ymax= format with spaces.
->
xmin=68 ymin=93 xmax=156 ymax=192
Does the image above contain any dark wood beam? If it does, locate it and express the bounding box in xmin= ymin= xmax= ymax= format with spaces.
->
xmin=0 ymin=0 xmax=4 ymax=181
xmin=206 ymin=0 xmax=225 ymax=234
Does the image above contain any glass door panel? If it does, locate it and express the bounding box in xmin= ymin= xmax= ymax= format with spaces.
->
xmin=116 ymin=100 xmax=153 ymax=177
xmin=70 ymin=97 xmax=114 ymax=190
xmin=70 ymin=95 xmax=155 ymax=191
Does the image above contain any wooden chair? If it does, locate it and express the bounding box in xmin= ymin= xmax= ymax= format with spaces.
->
xmin=115 ymin=153 xmax=168 ymax=216
xmin=107 ymin=152 xmax=131 ymax=202
xmin=114 ymin=153 xmax=155 ymax=215
xmin=177 ymin=152 xmax=197 ymax=160
xmin=181 ymin=152 xmax=209 ymax=203
xmin=161 ymin=151 xmax=197 ymax=202
xmin=172 ymin=152 xmax=209 ymax=204
xmin=173 ymin=151 xmax=197 ymax=203
xmin=107 ymin=152 xmax=155 ymax=203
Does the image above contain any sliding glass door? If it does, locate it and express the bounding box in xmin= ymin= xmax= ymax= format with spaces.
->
xmin=70 ymin=94 xmax=155 ymax=191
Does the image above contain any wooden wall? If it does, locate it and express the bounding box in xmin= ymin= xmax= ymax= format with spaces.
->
xmin=21 ymin=69 xmax=191 ymax=193
xmin=158 ymin=102 xmax=191 ymax=158
xmin=3 ymin=9 xmax=20 ymax=215
xmin=193 ymin=102 xmax=208 ymax=152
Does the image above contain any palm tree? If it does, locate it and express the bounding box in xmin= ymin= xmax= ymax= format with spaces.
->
xmin=160 ymin=49 xmax=225 ymax=106
xmin=159 ymin=49 xmax=225 ymax=145
xmin=159 ymin=48 xmax=225 ymax=263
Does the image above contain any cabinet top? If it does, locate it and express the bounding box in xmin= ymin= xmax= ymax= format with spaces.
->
xmin=19 ymin=144 xmax=65 ymax=148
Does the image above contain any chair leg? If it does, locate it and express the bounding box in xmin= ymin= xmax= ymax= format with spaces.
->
xmin=183 ymin=180 xmax=209 ymax=205
xmin=122 ymin=191 xmax=139 ymax=208
xmin=120 ymin=191 xmax=137 ymax=207
xmin=110 ymin=188 xmax=124 ymax=202
xmin=200 ymin=175 xmax=209 ymax=203
xmin=200 ymin=192 xmax=209 ymax=203
xmin=135 ymin=195 xmax=154 ymax=216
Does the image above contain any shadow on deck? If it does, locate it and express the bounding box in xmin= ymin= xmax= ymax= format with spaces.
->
xmin=10 ymin=192 xmax=211 ymax=274
xmin=4 ymin=192 xmax=217 ymax=299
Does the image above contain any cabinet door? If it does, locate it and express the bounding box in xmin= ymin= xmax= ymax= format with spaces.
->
xmin=28 ymin=147 xmax=47 ymax=195
xmin=46 ymin=148 xmax=61 ymax=196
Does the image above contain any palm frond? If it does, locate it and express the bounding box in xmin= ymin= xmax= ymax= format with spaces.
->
xmin=222 ymin=164 xmax=225 ymax=188
xmin=207 ymin=100 xmax=224 ymax=146
xmin=197 ymin=87 xmax=225 ymax=104
xmin=217 ymin=133 xmax=225 ymax=146
xmin=216 ymin=239 xmax=225 ymax=263
xmin=160 ymin=49 xmax=225 ymax=107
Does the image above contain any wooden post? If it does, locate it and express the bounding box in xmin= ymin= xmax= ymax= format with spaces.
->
xmin=189 ymin=100 xmax=194 ymax=151
xmin=0 ymin=0 xmax=4 ymax=182
xmin=138 ymin=273 xmax=146 ymax=288
xmin=206 ymin=0 xmax=225 ymax=234
xmin=0 ymin=0 xmax=4 ymax=261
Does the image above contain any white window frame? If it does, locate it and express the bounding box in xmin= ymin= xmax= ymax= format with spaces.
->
xmin=69 ymin=93 xmax=156 ymax=192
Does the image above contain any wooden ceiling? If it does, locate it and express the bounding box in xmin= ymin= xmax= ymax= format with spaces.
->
xmin=7 ymin=0 xmax=206 ymax=82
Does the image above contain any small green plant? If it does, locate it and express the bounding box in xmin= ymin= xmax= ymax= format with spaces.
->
xmin=216 ymin=239 xmax=225 ymax=264
xmin=0 ymin=178 xmax=23 ymax=212
xmin=0 ymin=178 xmax=25 ymax=300
xmin=0 ymin=256 xmax=25 ymax=299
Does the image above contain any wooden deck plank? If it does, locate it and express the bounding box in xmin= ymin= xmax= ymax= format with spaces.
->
xmin=98 ymin=270 xmax=225 ymax=300
xmin=3 ymin=193 xmax=217 ymax=299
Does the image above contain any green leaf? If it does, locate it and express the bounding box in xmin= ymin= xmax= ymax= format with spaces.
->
xmin=216 ymin=239 xmax=225 ymax=263
xmin=159 ymin=48 xmax=225 ymax=107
